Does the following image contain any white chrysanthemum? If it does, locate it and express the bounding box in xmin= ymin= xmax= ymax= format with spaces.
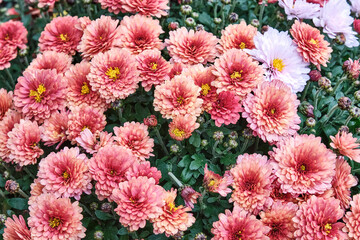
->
xmin=313 ymin=0 xmax=359 ymax=48
xmin=246 ymin=27 xmax=310 ymax=93
xmin=278 ymin=0 xmax=320 ymax=20
xmin=350 ymin=0 xmax=360 ymax=16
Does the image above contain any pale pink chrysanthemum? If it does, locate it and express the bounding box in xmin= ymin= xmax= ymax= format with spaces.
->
xmin=121 ymin=0 xmax=170 ymax=18
xmin=168 ymin=62 xmax=185 ymax=79
xmin=330 ymin=131 xmax=360 ymax=163
xmin=118 ymin=15 xmax=163 ymax=55
xmin=203 ymin=164 xmax=233 ymax=197
xmin=78 ymin=16 xmax=121 ymax=60
xmin=168 ymin=114 xmax=199 ymax=141
xmin=218 ymin=21 xmax=257 ymax=54
xmin=28 ymin=178 xmax=45 ymax=206
xmin=125 ymin=161 xmax=162 ymax=184
xmin=13 ymin=69 xmax=66 ymax=123
xmin=181 ymin=186 xmax=201 ymax=209
xmin=0 ymin=88 xmax=13 ymax=120
xmin=343 ymin=194 xmax=360 ymax=239
xmin=230 ymin=153 xmax=273 ymax=214
xmin=88 ymin=48 xmax=139 ymax=103
xmin=37 ymin=147 xmax=92 ymax=200
xmin=39 ymin=110 xmax=68 ymax=149
xmin=153 ymin=75 xmax=203 ymax=119
xmin=0 ymin=110 xmax=21 ymax=162
xmin=211 ymin=206 xmax=271 ymax=240
xmin=7 ymin=119 xmax=43 ymax=166
xmin=212 ymin=48 xmax=264 ymax=100
xmin=3 ymin=215 xmax=31 ymax=240
xmin=209 ymin=91 xmax=242 ymax=127
xmin=136 ymin=49 xmax=171 ymax=91
xmin=39 ymin=16 xmax=83 ymax=55
xmin=75 ymin=128 xmax=114 ymax=154
xmin=74 ymin=16 xmax=91 ymax=31
xmin=65 ymin=61 xmax=108 ymax=110
xmin=26 ymin=51 xmax=72 ymax=75
xmin=165 ymin=27 xmax=218 ymax=65
xmin=89 ymin=144 xmax=136 ymax=201
xmin=0 ymin=20 xmax=28 ymax=49
xmin=113 ymin=121 xmax=154 ymax=162
xmin=293 ymin=196 xmax=347 ymax=240
xmin=112 ymin=176 xmax=165 ymax=231
xmin=270 ymin=134 xmax=336 ymax=195
xmin=66 ymin=105 xmax=106 ymax=144
xmin=151 ymin=189 xmax=196 ymax=237
xmin=0 ymin=43 xmax=17 ymax=70
xmin=259 ymin=201 xmax=298 ymax=240
xmin=242 ymin=80 xmax=301 ymax=143
xmin=28 ymin=194 xmax=86 ymax=240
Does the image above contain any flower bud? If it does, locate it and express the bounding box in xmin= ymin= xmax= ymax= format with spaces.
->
xmin=170 ymin=144 xmax=180 ymax=154
xmin=354 ymin=19 xmax=360 ymax=34
xmin=3 ymin=171 xmax=9 ymax=179
xmin=101 ymin=203 xmax=112 ymax=213
xmin=228 ymin=139 xmax=238 ymax=148
xmin=185 ymin=17 xmax=196 ymax=27
xmin=338 ymin=97 xmax=352 ymax=110
xmin=195 ymin=24 xmax=205 ymax=31
xmin=173 ymin=231 xmax=184 ymax=240
xmin=213 ymin=131 xmax=224 ymax=141
xmin=299 ymin=101 xmax=314 ymax=118
xmin=90 ymin=202 xmax=98 ymax=210
xmin=325 ymin=87 xmax=334 ymax=94
xmin=221 ymin=0 xmax=231 ymax=4
xmin=18 ymin=47 xmax=29 ymax=57
xmin=349 ymin=106 xmax=360 ymax=118
xmin=250 ymin=19 xmax=260 ymax=28
xmin=276 ymin=11 xmax=285 ymax=21
xmin=94 ymin=230 xmax=104 ymax=240
xmin=143 ymin=115 xmax=157 ymax=127
xmin=229 ymin=12 xmax=238 ymax=23
xmin=335 ymin=33 xmax=346 ymax=45
xmin=354 ymin=90 xmax=360 ymax=101
xmin=180 ymin=5 xmax=192 ymax=15
xmin=195 ymin=233 xmax=207 ymax=240
xmin=191 ymin=12 xmax=199 ymax=19
xmin=338 ymin=125 xmax=349 ymax=134
xmin=214 ymin=18 xmax=222 ymax=25
xmin=5 ymin=180 xmax=19 ymax=194
xmin=309 ymin=70 xmax=322 ymax=82
xmin=305 ymin=117 xmax=316 ymax=128
xmin=318 ymin=77 xmax=331 ymax=89
xmin=343 ymin=58 xmax=360 ymax=80
xmin=242 ymin=128 xmax=253 ymax=139
xmin=168 ymin=22 xmax=179 ymax=31
xmin=261 ymin=25 xmax=269 ymax=34
xmin=229 ymin=131 xmax=238 ymax=140
xmin=201 ymin=139 xmax=208 ymax=147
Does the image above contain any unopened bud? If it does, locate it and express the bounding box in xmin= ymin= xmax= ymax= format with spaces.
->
xmin=213 ymin=131 xmax=224 ymax=141
xmin=309 ymin=70 xmax=322 ymax=82
xmin=318 ymin=77 xmax=331 ymax=89
xmin=94 ymin=230 xmax=104 ymax=240
xmin=5 ymin=180 xmax=19 ymax=194
xmin=306 ymin=117 xmax=316 ymax=128
xmin=338 ymin=97 xmax=352 ymax=110
xmin=170 ymin=144 xmax=180 ymax=154
xmin=229 ymin=12 xmax=238 ymax=23
xmin=185 ymin=17 xmax=196 ymax=27
xmin=180 ymin=5 xmax=192 ymax=15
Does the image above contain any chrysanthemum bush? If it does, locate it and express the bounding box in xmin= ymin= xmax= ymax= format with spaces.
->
xmin=1 ymin=0 xmax=360 ymax=239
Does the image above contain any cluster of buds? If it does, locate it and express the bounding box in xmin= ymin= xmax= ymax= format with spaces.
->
xmin=299 ymin=101 xmax=314 ymax=118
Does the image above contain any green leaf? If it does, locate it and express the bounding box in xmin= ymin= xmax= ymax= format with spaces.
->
xmin=7 ymin=198 xmax=28 ymax=210
xmin=95 ymin=210 xmax=113 ymax=221
xmin=117 ymin=228 xmax=128 ymax=236
xmin=323 ymin=124 xmax=337 ymax=138
xmin=178 ymin=155 xmax=191 ymax=168
xmin=198 ymin=12 xmax=212 ymax=27
xmin=180 ymin=168 xmax=193 ymax=182
xmin=189 ymin=133 xmax=201 ymax=148
xmin=104 ymin=225 xmax=119 ymax=240
xmin=220 ymin=153 xmax=236 ymax=166
xmin=189 ymin=154 xmax=206 ymax=170
xmin=207 ymin=197 xmax=218 ymax=203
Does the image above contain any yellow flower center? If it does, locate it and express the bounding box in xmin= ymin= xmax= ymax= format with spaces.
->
xmin=300 ymin=165 xmax=306 ymax=171
xmin=29 ymin=84 xmax=46 ymax=103
xmin=167 ymin=202 xmax=179 ymax=213
xmin=105 ymin=67 xmax=121 ymax=81
xmin=239 ymin=42 xmax=246 ymax=49
xmin=62 ymin=171 xmax=70 ymax=180
xmin=99 ymin=36 xmax=103 ymax=40
xmin=81 ymin=82 xmax=90 ymax=95
xmin=235 ymin=230 xmax=242 ymax=240
xmin=109 ymin=169 xmax=116 ymax=175
xmin=4 ymin=34 xmax=9 ymax=40
xmin=177 ymin=96 xmax=184 ymax=105
xmin=172 ymin=128 xmax=185 ymax=138
xmin=272 ymin=58 xmax=285 ymax=72
xmin=309 ymin=38 xmax=319 ymax=45
xmin=129 ymin=197 xmax=135 ymax=203
xmin=59 ymin=33 xmax=69 ymax=42
xmin=209 ymin=180 xmax=216 ymax=186
xmin=270 ymin=108 xmax=276 ymax=115
xmin=201 ymin=83 xmax=211 ymax=96
xmin=82 ymin=126 xmax=89 ymax=131
xmin=149 ymin=62 xmax=158 ymax=71
xmin=324 ymin=223 xmax=332 ymax=234
xmin=49 ymin=217 xmax=61 ymax=228
xmin=230 ymin=71 xmax=243 ymax=80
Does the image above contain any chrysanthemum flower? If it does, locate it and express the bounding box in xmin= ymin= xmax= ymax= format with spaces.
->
xmin=0 ymin=20 xmax=27 ymax=49
xmin=307 ymin=0 xmax=328 ymax=7
xmin=209 ymin=91 xmax=242 ymax=127
xmin=39 ymin=16 xmax=83 ymax=55
xmin=39 ymin=110 xmax=69 ymax=149
xmin=78 ymin=16 xmax=121 ymax=60
xmin=330 ymin=131 xmax=360 ymax=163
xmin=125 ymin=161 xmax=162 ymax=184
xmin=293 ymin=196 xmax=347 ymax=239
xmin=153 ymin=75 xmax=203 ymax=119
xmin=343 ymin=193 xmax=360 ymax=239
xmin=98 ymin=0 xmax=125 ymax=14
xmin=218 ymin=21 xmax=257 ymax=54
xmin=75 ymin=17 xmax=91 ymax=31
xmin=343 ymin=58 xmax=360 ymax=80
xmin=212 ymin=49 xmax=264 ymax=99
xmin=89 ymin=145 xmax=136 ymax=201
xmin=28 ymin=194 xmax=86 ymax=240
xmin=0 ymin=88 xmax=13 ymax=120
xmin=203 ymin=164 xmax=233 ymax=197
xmin=26 ymin=51 xmax=72 ymax=75
xmin=75 ymin=128 xmax=114 ymax=154
xmin=112 ymin=176 xmax=165 ymax=231
xmin=278 ymin=0 xmax=320 ymax=20
xmin=3 ymin=215 xmax=31 ymax=240
xmin=290 ymin=20 xmax=332 ymax=70
xmin=211 ymin=206 xmax=270 ymax=240
xmin=113 ymin=121 xmax=154 ymax=161
xmin=181 ymin=186 xmax=201 ymax=209
xmin=0 ymin=43 xmax=17 ymax=70
xmin=168 ymin=62 xmax=185 ymax=79
xmin=0 ymin=110 xmax=21 ymax=162
xmin=121 ymin=0 xmax=169 ymax=18
xmin=242 ymin=80 xmax=301 ymax=143
xmin=7 ymin=119 xmax=43 ymax=166
xmin=247 ymin=27 xmax=310 ymax=93
xmin=165 ymin=27 xmax=218 ymax=65
xmin=13 ymin=69 xmax=66 ymax=123
xmin=151 ymin=189 xmax=196 ymax=237
xmin=38 ymin=0 xmax=59 ymax=8
xmin=168 ymin=114 xmax=199 ymax=141
xmin=270 ymin=134 xmax=336 ymax=195
xmin=28 ymin=178 xmax=45 ymax=206
xmin=88 ymin=48 xmax=139 ymax=103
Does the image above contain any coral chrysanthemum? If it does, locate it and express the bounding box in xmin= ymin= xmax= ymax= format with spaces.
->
xmin=242 ymin=80 xmax=301 ymax=143
xmin=28 ymin=194 xmax=86 ymax=240
xmin=0 ymin=88 xmax=13 ymax=120
xmin=88 ymin=48 xmax=139 ymax=103
xmin=203 ymin=164 xmax=233 ymax=197
xmin=209 ymin=91 xmax=242 ymax=127
xmin=0 ymin=20 xmax=27 ymax=49
xmin=121 ymin=0 xmax=169 ymax=18
xmin=330 ymin=131 xmax=360 ymax=163
xmin=3 ymin=215 xmax=31 ymax=240
xmin=113 ymin=121 xmax=154 ymax=161
xmin=153 ymin=75 xmax=203 ymax=119
xmin=293 ymin=196 xmax=347 ymax=240
xmin=0 ymin=110 xmax=21 ymax=162
xmin=26 ymin=51 xmax=72 ymax=75
xmin=165 ymin=27 xmax=218 ymax=65
xmin=39 ymin=110 xmax=69 ymax=149
xmin=112 ymin=176 xmax=165 ymax=231
xmin=168 ymin=114 xmax=199 ymax=141
xmin=151 ymin=189 xmax=196 ymax=237
xmin=270 ymin=134 xmax=336 ymax=195
xmin=0 ymin=43 xmax=17 ymax=70
xmin=343 ymin=193 xmax=360 ymax=239
xmin=290 ymin=20 xmax=332 ymax=70
xmin=89 ymin=145 xmax=135 ymax=201
xmin=7 ymin=119 xmax=43 ymax=166
xmin=125 ymin=161 xmax=162 ymax=184
xmin=75 ymin=128 xmax=114 ymax=154
xmin=39 ymin=16 xmax=83 ymax=55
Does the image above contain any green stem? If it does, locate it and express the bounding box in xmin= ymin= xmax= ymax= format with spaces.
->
xmin=80 ymin=203 xmax=102 ymax=225
xmin=5 ymin=68 xmax=15 ymax=88
xmin=0 ymin=189 xmax=5 ymax=199
xmin=253 ymin=138 xmax=260 ymax=153
xmin=117 ymin=108 xmax=122 ymax=121
xmin=212 ymin=140 xmax=220 ymax=157
xmin=320 ymin=105 xmax=339 ymax=126
xmin=168 ymin=172 xmax=183 ymax=188
xmin=154 ymin=128 xmax=169 ymax=155
xmin=40 ymin=11 xmax=48 ymax=23
xmin=333 ymin=76 xmax=347 ymax=94
xmin=87 ymin=4 xmax=92 ymax=19
xmin=258 ymin=0 xmax=267 ymax=29
xmin=300 ymin=126 xmax=309 ymax=134
xmin=301 ymin=81 xmax=311 ymax=102
xmin=23 ymin=56 xmax=29 ymax=66
xmin=18 ymin=189 xmax=29 ymax=198
xmin=239 ymin=138 xmax=249 ymax=154
xmin=344 ymin=115 xmax=352 ymax=126
xmin=23 ymin=167 xmax=35 ymax=179
xmin=229 ymin=0 xmax=238 ymax=15
xmin=314 ymin=89 xmax=323 ymax=117
xmin=345 ymin=85 xmax=354 ymax=95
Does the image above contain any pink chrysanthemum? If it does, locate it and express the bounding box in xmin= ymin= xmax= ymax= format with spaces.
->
xmin=75 ymin=128 xmax=114 ymax=154
xmin=66 ymin=105 xmax=106 ymax=144
xmin=209 ymin=91 xmax=242 ymax=127
xmin=39 ymin=110 xmax=69 ymax=149
xmin=0 ymin=88 xmax=13 ymax=120
xmin=114 ymin=121 xmax=154 ymax=161
xmin=112 ymin=176 xmax=165 ymax=231
xmin=242 ymin=80 xmax=301 ymax=143
xmin=218 ymin=21 xmax=257 ymax=54
xmin=3 ymin=215 xmax=31 ymax=240
xmin=212 ymin=48 xmax=264 ymax=100
xmin=270 ymin=134 xmax=336 ymax=195
xmin=65 ymin=61 xmax=107 ymax=110
xmin=290 ymin=20 xmax=332 ymax=70
xmin=168 ymin=114 xmax=199 ymax=141
xmin=331 ymin=131 xmax=360 ymax=163
xmin=230 ymin=153 xmax=273 ymax=214
xmin=37 ymin=147 xmax=92 ymax=200
xmin=151 ymin=189 xmax=196 ymax=237
xmin=259 ymin=201 xmax=298 ymax=240
xmin=39 ymin=16 xmax=83 ymax=55
xmin=0 ymin=43 xmax=17 ymax=70
xmin=28 ymin=178 xmax=45 ymax=206
xmin=89 ymin=145 xmax=136 ymax=201
xmin=293 ymin=196 xmax=347 ymax=240
xmin=38 ymin=0 xmax=59 ymax=8
xmin=28 ymin=194 xmax=86 ymax=240
xmin=78 ymin=16 xmax=121 ymax=60
xmin=0 ymin=20 xmax=27 ymax=49
xmin=168 ymin=62 xmax=185 ymax=79
xmin=343 ymin=194 xmax=360 ymax=239
xmin=125 ymin=161 xmax=162 ymax=184
xmin=14 ymin=69 xmax=66 ymax=123
xmin=269 ymin=178 xmax=298 ymax=204
xmin=165 ymin=27 xmax=218 ymax=65
xmin=0 ymin=110 xmax=21 ymax=162
xmin=211 ymin=206 xmax=270 ymax=240
xmin=98 ymin=0 xmax=125 ymax=14
xmin=75 ymin=17 xmax=91 ymax=31
xmin=88 ymin=48 xmax=139 ymax=103
xmin=181 ymin=186 xmax=201 ymax=209
xmin=26 ymin=51 xmax=72 ymax=75
xmin=136 ymin=49 xmax=171 ymax=91
xmin=203 ymin=164 xmax=233 ymax=197
xmin=153 ymin=75 xmax=203 ymax=119
xmin=343 ymin=58 xmax=360 ymax=80
xmin=121 ymin=0 xmax=169 ymax=18
xmin=7 ymin=119 xmax=43 ymax=166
